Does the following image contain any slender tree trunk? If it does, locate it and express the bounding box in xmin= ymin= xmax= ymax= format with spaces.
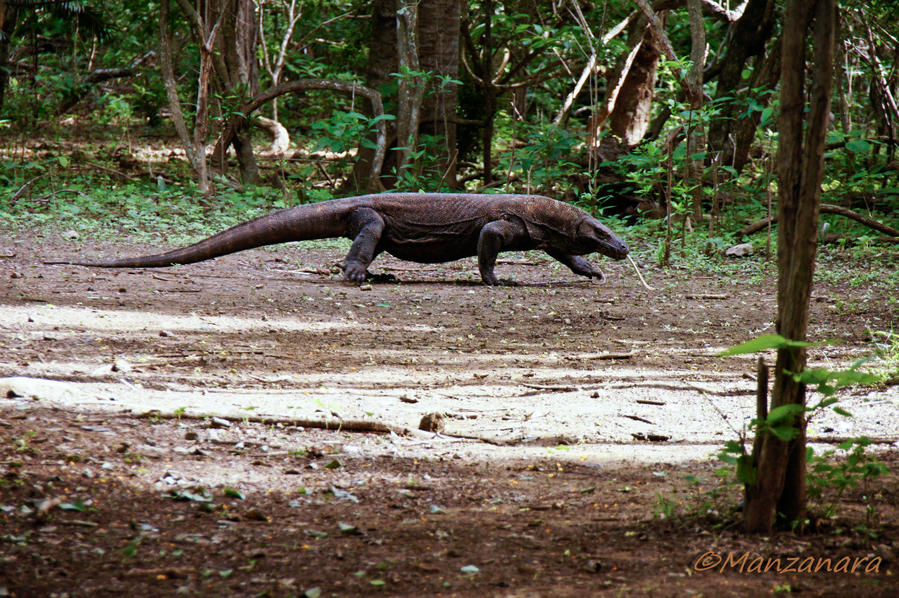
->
xmin=731 ymin=38 xmax=781 ymax=172
xmin=351 ymin=0 xmax=398 ymax=191
xmin=684 ymin=0 xmax=706 ymax=222
xmin=217 ymin=0 xmax=260 ymax=183
xmin=159 ymin=0 xmax=209 ymax=194
xmin=707 ymin=0 xmax=776 ymax=167
xmin=744 ymin=0 xmax=835 ymax=534
xmin=353 ymin=0 xmax=460 ymax=191
xmin=396 ymin=0 xmax=424 ymax=176
xmin=0 ymin=2 xmax=17 ymax=113
xmin=608 ymin=13 xmax=663 ymax=145
xmin=418 ymin=0 xmax=460 ymax=187
xmin=480 ymin=0 xmax=496 ymax=185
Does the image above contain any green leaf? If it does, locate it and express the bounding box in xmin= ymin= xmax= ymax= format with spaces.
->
xmin=370 ymin=579 xmax=386 ymax=587
xmin=832 ymin=406 xmax=853 ymax=417
xmin=224 ymin=488 xmax=245 ymax=500
xmin=766 ymin=404 xmax=804 ymax=424
xmin=769 ymin=425 xmax=799 ymax=441
xmin=718 ymin=334 xmax=815 ymax=356
xmin=736 ymin=454 xmax=756 ymax=485
xmin=59 ymin=500 xmax=87 ymax=512
xmin=845 ymin=139 xmax=870 ymax=153
xmin=122 ymin=540 xmax=138 ymax=557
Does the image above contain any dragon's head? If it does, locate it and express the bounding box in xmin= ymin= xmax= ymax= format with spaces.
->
xmin=576 ymin=217 xmax=629 ymax=259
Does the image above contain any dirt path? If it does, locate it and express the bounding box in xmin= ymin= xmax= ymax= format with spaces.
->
xmin=2 ymin=236 xmax=897 ymax=596
xmin=3 ymin=240 xmax=896 ymax=455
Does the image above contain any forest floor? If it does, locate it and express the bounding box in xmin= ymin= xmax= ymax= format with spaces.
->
xmin=1 ymin=231 xmax=897 ymax=597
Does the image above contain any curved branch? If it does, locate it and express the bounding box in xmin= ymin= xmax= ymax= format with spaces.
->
xmin=740 ymin=204 xmax=899 ymax=238
xmin=212 ymin=79 xmax=387 ymax=192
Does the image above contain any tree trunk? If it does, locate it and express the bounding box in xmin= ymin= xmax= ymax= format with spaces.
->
xmin=706 ymin=0 xmax=776 ymax=167
xmin=418 ymin=0 xmax=460 ymax=187
xmin=743 ymin=0 xmax=835 ymax=534
xmin=350 ymin=0 xmax=398 ymax=191
xmin=395 ymin=0 xmax=424 ymax=175
xmin=731 ymin=38 xmax=780 ymax=172
xmin=0 ymin=2 xmax=17 ymax=113
xmin=684 ymin=0 xmax=706 ymax=222
xmin=352 ymin=0 xmax=460 ymax=191
xmin=159 ymin=0 xmax=209 ymax=194
xmin=214 ymin=0 xmax=260 ymax=184
xmin=608 ymin=12 xmax=663 ymax=145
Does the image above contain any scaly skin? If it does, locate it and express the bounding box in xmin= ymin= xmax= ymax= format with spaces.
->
xmin=45 ymin=193 xmax=629 ymax=285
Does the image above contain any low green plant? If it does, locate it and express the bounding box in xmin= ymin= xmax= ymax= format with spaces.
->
xmin=716 ymin=334 xmax=888 ymax=524
xmin=652 ymin=493 xmax=678 ymax=521
xmin=807 ymin=437 xmax=889 ymax=525
xmin=869 ymin=328 xmax=899 ymax=384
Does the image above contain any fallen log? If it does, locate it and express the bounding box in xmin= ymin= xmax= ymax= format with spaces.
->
xmin=739 ymin=204 xmax=899 ymax=239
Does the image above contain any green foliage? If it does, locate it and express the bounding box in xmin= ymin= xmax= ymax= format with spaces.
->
xmin=869 ymin=328 xmax=899 ymax=384
xmin=788 ymin=359 xmax=881 ymax=399
xmin=0 ymin=158 xmax=310 ymax=243
xmin=717 ymin=334 xmax=817 ymax=357
xmin=499 ymin=122 xmax=580 ymax=191
xmin=807 ymin=437 xmax=889 ymax=523
xmin=650 ymin=472 xmax=742 ymax=527
xmin=715 ymin=334 xmax=888 ymax=524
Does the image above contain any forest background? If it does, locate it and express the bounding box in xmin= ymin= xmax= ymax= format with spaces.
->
xmin=0 ymin=0 xmax=896 ymax=239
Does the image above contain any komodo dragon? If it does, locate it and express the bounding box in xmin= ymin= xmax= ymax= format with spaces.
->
xmin=45 ymin=193 xmax=629 ymax=285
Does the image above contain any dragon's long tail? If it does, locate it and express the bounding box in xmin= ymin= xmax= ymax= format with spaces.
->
xmin=44 ymin=200 xmax=348 ymax=268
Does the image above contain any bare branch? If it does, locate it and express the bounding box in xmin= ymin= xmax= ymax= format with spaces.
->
xmin=212 ymin=79 xmax=388 ymax=192
xmin=553 ymin=52 xmax=597 ymax=125
xmin=633 ymin=0 xmax=678 ymax=62
xmin=602 ymin=10 xmax=637 ymax=45
xmin=591 ymin=37 xmax=645 ymax=130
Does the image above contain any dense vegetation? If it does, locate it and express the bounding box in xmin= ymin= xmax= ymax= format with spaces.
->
xmin=1 ymin=0 xmax=896 ymax=248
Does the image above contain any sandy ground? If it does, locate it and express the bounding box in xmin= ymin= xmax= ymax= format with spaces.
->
xmin=2 ymin=236 xmax=897 ymax=463
xmin=1 ymin=233 xmax=897 ymax=596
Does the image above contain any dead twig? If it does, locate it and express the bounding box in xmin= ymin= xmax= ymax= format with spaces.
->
xmin=583 ymin=352 xmax=634 ymax=360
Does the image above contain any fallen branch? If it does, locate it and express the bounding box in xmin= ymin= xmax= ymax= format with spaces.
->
xmin=740 ymin=204 xmax=899 ymax=239
xmin=685 ymin=293 xmax=729 ymax=300
xmin=134 ymin=409 xmax=425 ymax=437
xmin=584 ymin=352 xmax=635 ymax=360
